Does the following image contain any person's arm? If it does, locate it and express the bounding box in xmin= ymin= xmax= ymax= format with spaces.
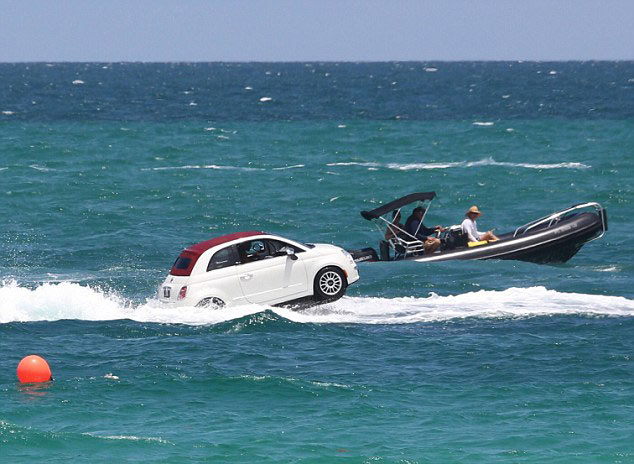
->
xmin=419 ymin=224 xmax=436 ymax=236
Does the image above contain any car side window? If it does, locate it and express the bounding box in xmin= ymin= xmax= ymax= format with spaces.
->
xmin=207 ymin=246 xmax=240 ymax=272
xmin=237 ymin=239 xmax=303 ymax=263
xmin=238 ymin=240 xmax=267 ymax=263
xmin=268 ymin=240 xmax=304 ymax=255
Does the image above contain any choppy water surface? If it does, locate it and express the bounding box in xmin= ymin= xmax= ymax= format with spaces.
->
xmin=1 ymin=62 xmax=633 ymax=463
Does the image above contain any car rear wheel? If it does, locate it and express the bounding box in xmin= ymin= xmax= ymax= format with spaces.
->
xmin=313 ymin=267 xmax=347 ymax=302
xmin=196 ymin=297 xmax=225 ymax=309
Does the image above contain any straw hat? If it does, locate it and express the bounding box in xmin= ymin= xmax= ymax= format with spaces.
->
xmin=466 ymin=205 xmax=482 ymax=216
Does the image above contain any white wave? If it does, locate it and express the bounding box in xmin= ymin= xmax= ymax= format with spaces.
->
xmin=385 ymin=161 xmax=464 ymax=170
xmin=2 ymin=110 xmax=15 ymax=115
xmin=326 ymin=162 xmax=380 ymax=168
xmin=0 ymin=280 xmax=263 ymax=325
xmin=277 ymin=287 xmax=634 ymax=324
xmin=1 ymin=281 xmax=632 ymax=326
xmin=259 ymin=97 xmax=272 ymax=102
xmin=272 ymin=164 xmax=305 ymax=170
xmin=328 ymin=158 xmax=590 ymax=171
xmin=591 ymin=265 xmax=621 ymax=273
xmin=143 ymin=165 xmax=263 ymax=172
xmin=29 ymin=164 xmax=53 ymax=172
xmin=465 ymin=157 xmax=591 ymax=170
xmin=83 ymin=433 xmax=172 ymax=444
xmin=473 ymin=121 xmax=495 ymax=126
xmin=72 ymin=80 xmax=85 ymax=85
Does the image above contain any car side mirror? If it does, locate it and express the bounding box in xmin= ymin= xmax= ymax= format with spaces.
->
xmin=282 ymin=247 xmax=298 ymax=260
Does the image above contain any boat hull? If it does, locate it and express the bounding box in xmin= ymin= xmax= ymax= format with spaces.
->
xmin=412 ymin=211 xmax=605 ymax=264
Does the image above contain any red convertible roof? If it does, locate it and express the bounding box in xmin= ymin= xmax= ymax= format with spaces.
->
xmin=186 ymin=230 xmax=264 ymax=255
xmin=170 ymin=230 xmax=264 ymax=276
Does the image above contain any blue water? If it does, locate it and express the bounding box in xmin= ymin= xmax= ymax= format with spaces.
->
xmin=1 ymin=62 xmax=633 ymax=463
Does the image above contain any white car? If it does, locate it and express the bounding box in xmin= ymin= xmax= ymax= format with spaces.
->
xmin=159 ymin=231 xmax=359 ymax=308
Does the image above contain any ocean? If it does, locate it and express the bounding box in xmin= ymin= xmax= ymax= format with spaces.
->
xmin=1 ymin=62 xmax=633 ymax=463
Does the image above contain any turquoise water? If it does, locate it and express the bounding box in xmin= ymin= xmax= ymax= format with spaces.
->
xmin=1 ymin=62 xmax=634 ymax=462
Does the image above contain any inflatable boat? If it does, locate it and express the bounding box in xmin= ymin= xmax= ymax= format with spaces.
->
xmin=350 ymin=192 xmax=607 ymax=264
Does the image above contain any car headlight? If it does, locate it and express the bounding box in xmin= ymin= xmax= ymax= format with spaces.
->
xmin=340 ymin=249 xmax=356 ymax=266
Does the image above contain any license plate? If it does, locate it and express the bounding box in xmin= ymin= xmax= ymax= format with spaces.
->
xmin=163 ymin=286 xmax=171 ymax=298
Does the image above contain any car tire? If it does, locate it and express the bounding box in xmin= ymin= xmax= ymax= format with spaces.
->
xmin=196 ymin=297 xmax=226 ymax=309
xmin=313 ymin=266 xmax=347 ymax=302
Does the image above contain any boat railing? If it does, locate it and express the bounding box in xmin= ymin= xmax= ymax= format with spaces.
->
xmin=377 ymin=219 xmax=426 ymax=257
xmin=513 ymin=202 xmax=606 ymax=239
xmin=389 ymin=236 xmax=426 ymax=256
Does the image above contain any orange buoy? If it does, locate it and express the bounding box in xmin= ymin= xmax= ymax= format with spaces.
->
xmin=17 ymin=355 xmax=52 ymax=383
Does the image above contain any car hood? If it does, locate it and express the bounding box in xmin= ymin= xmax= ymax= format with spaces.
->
xmin=308 ymin=243 xmax=349 ymax=257
xmin=310 ymin=243 xmax=341 ymax=252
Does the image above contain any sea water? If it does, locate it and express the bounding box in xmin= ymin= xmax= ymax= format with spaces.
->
xmin=1 ymin=62 xmax=633 ymax=463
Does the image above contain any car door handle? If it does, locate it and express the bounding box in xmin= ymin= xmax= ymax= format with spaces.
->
xmin=240 ymin=273 xmax=253 ymax=281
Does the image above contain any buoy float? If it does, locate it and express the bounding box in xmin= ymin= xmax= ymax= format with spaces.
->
xmin=17 ymin=355 xmax=52 ymax=383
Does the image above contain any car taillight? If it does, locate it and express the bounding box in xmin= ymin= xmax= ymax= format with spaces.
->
xmin=178 ymin=286 xmax=187 ymax=300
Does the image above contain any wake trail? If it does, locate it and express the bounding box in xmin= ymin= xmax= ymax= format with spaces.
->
xmin=1 ymin=281 xmax=632 ymax=325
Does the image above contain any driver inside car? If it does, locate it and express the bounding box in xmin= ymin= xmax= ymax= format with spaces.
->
xmin=239 ymin=240 xmax=267 ymax=262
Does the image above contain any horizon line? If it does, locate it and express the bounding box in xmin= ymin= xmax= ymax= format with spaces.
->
xmin=2 ymin=59 xmax=633 ymax=65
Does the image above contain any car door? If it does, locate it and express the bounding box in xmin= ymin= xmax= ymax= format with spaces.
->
xmin=201 ymin=245 xmax=246 ymax=305
xmin=236 ymin=239 xmax=308 ymax=304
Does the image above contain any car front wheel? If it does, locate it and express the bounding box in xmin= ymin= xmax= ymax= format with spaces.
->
xmin=313 ymin=267 xmax=347 ymax=302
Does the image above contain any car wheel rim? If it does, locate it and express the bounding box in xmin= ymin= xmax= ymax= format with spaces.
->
xmin=210 ymin=297 xmax=225 ymax=308
xmin=319 ymin=271 xmax=342 ymax=296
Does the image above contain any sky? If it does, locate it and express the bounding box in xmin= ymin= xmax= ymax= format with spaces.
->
xmin=1 ymin=0 xmax=633 ymax=62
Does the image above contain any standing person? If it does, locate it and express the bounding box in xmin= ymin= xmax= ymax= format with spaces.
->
xmin=404 ymin=206 xmax=443 ymax=254
xmin=461 ymin=206 xmax=499 ymax=242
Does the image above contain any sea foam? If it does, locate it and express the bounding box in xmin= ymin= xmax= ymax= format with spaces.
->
xmin=272 ymin=164 xmax=305 ymax=170
xmin=329 ymin=157 xmax=590 ymax=171
xmin=1 ymin=281 xmax=632 ymax=326
xmin=144 ymin=165 xmax=263 ymax=172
